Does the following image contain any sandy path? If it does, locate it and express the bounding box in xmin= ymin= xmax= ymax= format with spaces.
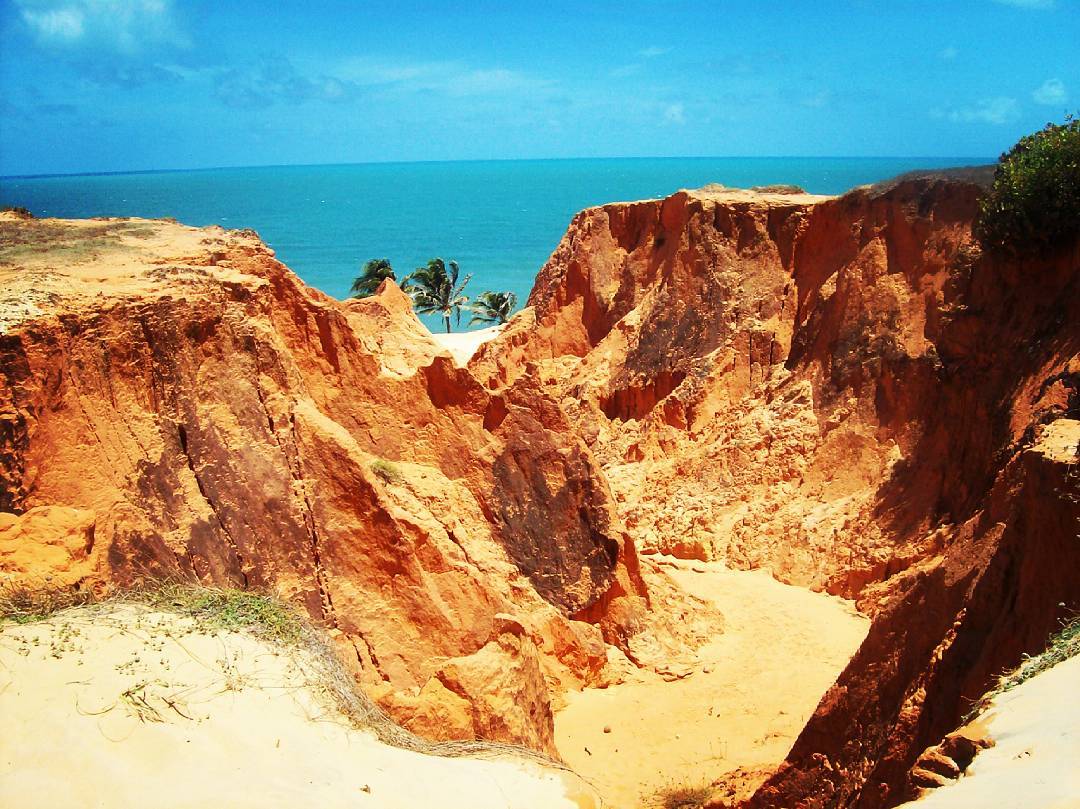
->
xmin=555 ymin=557 xmax=869 ymax=808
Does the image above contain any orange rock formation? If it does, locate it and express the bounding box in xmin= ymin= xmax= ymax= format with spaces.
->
xmin=2 ymin=168 xmax=1077 ymax=808
xmin=0 ymin=213 xmax=712 ymax=755
xmin=472 ymin=176 xmax=1078 ymax=806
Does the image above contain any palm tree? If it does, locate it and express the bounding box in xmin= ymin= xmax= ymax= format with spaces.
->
xmin=350 ymin=258 xmax=396 ymax=298
xmin=402 ymin=258 xmax=472 ymax=333
xmin=469 ymin=291 xmax=518 ymax=326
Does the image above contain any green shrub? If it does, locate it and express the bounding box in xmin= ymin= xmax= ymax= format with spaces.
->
xmin=371 ymin=458 xmax=404 ymax=483
xmin=974 ymin=117 xmax=1080 ymax=257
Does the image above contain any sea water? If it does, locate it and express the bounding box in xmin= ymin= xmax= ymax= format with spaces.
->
xmin=0 ymin=157 xmax=986 ymax=331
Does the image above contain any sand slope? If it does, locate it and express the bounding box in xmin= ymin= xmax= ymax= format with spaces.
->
xmin=899 ymin=654 xmax=1080 ymax=809
xmin=555 ymin=557 xmax=869 ymax=807
xmin=0 ymin=604 xmax=595 ymax=809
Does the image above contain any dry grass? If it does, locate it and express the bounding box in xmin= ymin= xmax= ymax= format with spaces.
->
xmin=652 ymin=781 xmax=715 ymax=809
xmin=0 ymin=580 xmax=96 ymax=624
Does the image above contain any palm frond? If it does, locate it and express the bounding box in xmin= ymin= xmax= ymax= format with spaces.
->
xmin=401 ymin=259 xmax=472 ymax=332
xmin=468 ymin=290 xmax=518 ymax=325
xmin=350 ymin=258 xmax=396 ymax=298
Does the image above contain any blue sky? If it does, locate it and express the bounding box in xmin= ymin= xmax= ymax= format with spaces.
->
xmin=1 ymin=0 xmax=1077 ymax=175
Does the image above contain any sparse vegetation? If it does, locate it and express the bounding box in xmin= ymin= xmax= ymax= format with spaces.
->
xmin=974 ymin=116 xmax=1080 ymax=258
xmin=965 ymin=613 xmax=1080 ymax=721
xmin=1 ymin=205 xmax=33 ymax=218
xmin=0 ymin=580 xmax=95 ymax=624
xmin=652 ymin=781 xmax=715 ymax=809
xmin=750 ymin=184 xmax=806 ymax=194
xmin=1 ymin=577 xmax=563 ymax=766
xmin=350 ymin=258 xmax=396 ymax=298
xmin=0 ymin=219 xmax=153 ymax=266
xmin=1 ymin=580 xmax=303 ymax=644
xmin=371 ymin=458 xmax=404 ymax=483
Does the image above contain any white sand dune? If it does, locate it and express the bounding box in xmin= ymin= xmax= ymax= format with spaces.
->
xmin=0 ymin=604 xmax=595 ymax=809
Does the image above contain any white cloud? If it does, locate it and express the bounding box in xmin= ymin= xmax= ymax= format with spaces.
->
xmin=1032 ymin=78 xmax=1068 ymax=106
xmin=16 ymin=0 xmax=185 ymax=53
xmin=449 ymin=68 xmax=551 ymax=97
xmin=20 ymin=7 xmax=84 ymax=41
xmin=940 ymin=97 xmax=1021 ymax=125
xmin=991 ymin=0 xmax=1054 ymax=8
xmin=664 ymin=103 xmax=685 ymax=125
xmin=801 ymin=91 xmax=831 ymax=109
xmin=338 ymin=59 xmax=554 ymax=99
xmin=940 ymin=46 xmax=958 ymax=60
xmin=638 ymin=46 xmax=669 ymax=58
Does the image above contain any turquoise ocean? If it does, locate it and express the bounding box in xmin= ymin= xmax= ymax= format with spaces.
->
xmin=0 ymin=158 xmax=986 ymax=331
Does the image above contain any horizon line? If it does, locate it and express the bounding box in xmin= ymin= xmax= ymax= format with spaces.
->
xmin=0 ymin=154 xmax=995 ymax=182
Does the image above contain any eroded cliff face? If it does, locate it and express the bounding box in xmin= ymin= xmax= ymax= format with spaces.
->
xmin=473 ymin=182 xmax=993 ymax=596
xmin=472 ymin=179 xmax=1079 ymax=806
xmin=2 ymin=172 xmax=1076 ymax=807
xmin=0 ymin=214 xmax=716 ymax=755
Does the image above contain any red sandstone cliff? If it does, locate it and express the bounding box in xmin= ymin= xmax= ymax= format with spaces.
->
xmin=473 ymin=178 xmax=1079 ymax=806
xmin=2 ymin=171 xmax=1076 ymax=806
xmin=0 ymin=213 xmax=715 ymax=755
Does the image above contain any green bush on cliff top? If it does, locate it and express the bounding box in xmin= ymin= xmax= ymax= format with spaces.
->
xmin=974 ymin=117 xmax=1080 ymax=257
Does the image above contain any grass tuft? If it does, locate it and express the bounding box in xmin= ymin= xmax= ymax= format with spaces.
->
xmin=371 ymin=458 xmax=404 ymax=484
xmin=965 ymin=613 xmax=1080 ymax=721
xmin=0 ymin=581 xmax=95 ymax=624
xmin=652 ymin=782 xmax=714 ymax=809
xmin=139 ymin=583 xmax=304 ymax=645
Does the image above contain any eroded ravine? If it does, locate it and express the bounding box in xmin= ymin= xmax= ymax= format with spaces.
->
xmin=556 ymin=556 xmax=869 ymax=808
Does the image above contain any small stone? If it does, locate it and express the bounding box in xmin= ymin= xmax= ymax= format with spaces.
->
xmin=603 ymin=725 xmax=611 ymax=734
